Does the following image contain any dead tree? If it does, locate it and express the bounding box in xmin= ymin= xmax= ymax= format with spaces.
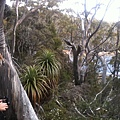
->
xmin=64 ymin=0 xmax=112 ymax=85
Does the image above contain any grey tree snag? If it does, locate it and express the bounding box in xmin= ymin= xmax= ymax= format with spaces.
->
xmin=97 ymin=55 xmax=107 ymax=84
xmin=0 ymin=1 xmax=39 ymax=120
xmin=64 ymin=40 xmax=82 ymax=85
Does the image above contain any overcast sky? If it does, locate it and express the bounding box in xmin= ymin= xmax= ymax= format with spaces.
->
xmin=60 ymin=0 xmax=120 ymax=23
xmin=6 ymin=0 xmax=120 ymax=23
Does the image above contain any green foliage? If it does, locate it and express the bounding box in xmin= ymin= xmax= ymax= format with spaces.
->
xmin=21 ymin=49 xmax=62 ymax=105
xmin=37 ymin=49 xmax=61 ymax=78
xmin=36 ymin=49 xmax=61 ymax=88
xmin=4 ymin=4 xmax=63 ymax=63
xmin=41 ymin=99 xmax=68 ymax=120
xmin=4 ymin=1 xmax=120 ymax=119
xmin=48 ymin=23 xmax=62 ymax=50
xmin=40 ymin=98 xmax=86 ymax=120
xmin=60 ymin=69 xmax=71 ymax=82
xmin=53 ymin=37 xmax=62 ymax=50
xmin=21 ymin=65 xmax=50 ymax=106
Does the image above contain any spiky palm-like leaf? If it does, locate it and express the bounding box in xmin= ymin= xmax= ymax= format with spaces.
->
xmin=38 ymin=50 xmax=61 ymax=77
xmin=21 ymin=65 xmax=50 ymax=106
xmin=37 ymin=49 xmax=61 ymax=87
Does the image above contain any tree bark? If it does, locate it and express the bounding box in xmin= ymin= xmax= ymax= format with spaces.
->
xmin=113 ymin=27 xmax=120 ymax=78
xmin=72 ymin=47 xmax=80 ymax=85
xmin=0 ymin=1 xmax=39 ymax=120
xmin=72 ymin=45 xmax=82 ymax=85
xmin=98 ymin=55 xmax=107 ymax=84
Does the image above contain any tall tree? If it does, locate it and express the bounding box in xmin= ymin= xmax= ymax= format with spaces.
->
xmin=0 ymin=0 xmax=39 ymax=120
xmin=63 ymin=0 xmax=113 ymax=85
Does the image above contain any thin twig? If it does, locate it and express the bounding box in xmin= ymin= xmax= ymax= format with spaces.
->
xmin=80 ymin=96 xmax=95 ymax=116
xmin=73 ymin=102 xmax=87 ymax=118
xmin=85 ymin=0 xmax=113 ymax=48
xmin=90 ymin=79 xmax=112 ymax=105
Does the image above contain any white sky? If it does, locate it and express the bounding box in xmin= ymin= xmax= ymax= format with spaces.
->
xmin=60 ymin=0 xmax=120 ymax=23
xmin=6 ymin=0 xmax=120 ymax=23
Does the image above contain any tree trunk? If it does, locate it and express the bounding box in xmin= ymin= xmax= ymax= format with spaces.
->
xmin=0 ymin=1 xmax=39 ymax=120
xmin=98 ymin=55 xmax=107 ymax=84
xmin=113 ymin=27 xmax=120 ymax=78
xmin=72 ymin=46 xmax=82 ymax=85
xmin=73 ymin=50 xmax=80 ymax=85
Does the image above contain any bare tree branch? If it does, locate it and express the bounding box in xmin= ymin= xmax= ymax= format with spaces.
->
xmin=73 ymin=102 xmax=87 ymax=118
xmin=85 ymin=0 xmax=113 ymax=48
xmin=91 ymin=22 xmax=118 ymax=51
xmin=90 ymin=79 xmax=112 ymax=105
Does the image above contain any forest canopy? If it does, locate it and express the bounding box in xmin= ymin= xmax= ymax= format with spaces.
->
xmin=0 ymin=0 xmax=120 ymax=119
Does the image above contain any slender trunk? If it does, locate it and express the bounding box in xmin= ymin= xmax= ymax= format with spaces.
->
xmin=72 ymin=47 xmax=81 ymax=85
xmin=11 ymin=0 xmax=19 ymax=55
xmin=113 ymin=28 xmax=119 ymax=78
xmin=99 ymin=55 xmax=107 ymax=84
